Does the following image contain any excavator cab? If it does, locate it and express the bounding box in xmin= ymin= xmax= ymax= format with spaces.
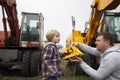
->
xmin=20 ymin=12 xmax=44 ymax=43
xmin=104 ymin=12 xmax=120 ymax=42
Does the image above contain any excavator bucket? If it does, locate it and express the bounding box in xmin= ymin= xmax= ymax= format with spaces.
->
xmin=91 ymin=0 xmax=120 ymax=10
xmin=62 ymin=46 xmax=83 ymax=60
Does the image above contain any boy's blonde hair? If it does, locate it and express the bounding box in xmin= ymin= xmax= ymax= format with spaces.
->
xmin=46 ymin=29 xmax=60 ymax=42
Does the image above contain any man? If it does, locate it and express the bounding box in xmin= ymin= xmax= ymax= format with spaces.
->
xmin=71 ymin=32 xmax=120 ymax=80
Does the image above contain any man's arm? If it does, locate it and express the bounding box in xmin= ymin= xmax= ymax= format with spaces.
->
xmin=73 ymin=42 xmax=101 ymax=57
xmin=71 ymin=54 xmax=118 ymax=80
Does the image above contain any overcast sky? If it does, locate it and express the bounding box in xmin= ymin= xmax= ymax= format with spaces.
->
xmin=0 ymin=0 xmax=120 ymax=47
xmin=16 ymin=0 xmax=93 ymax=47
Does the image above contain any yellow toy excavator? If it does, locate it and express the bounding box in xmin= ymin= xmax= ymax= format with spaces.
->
xmin=62 ymin=46 xmax=83 ymax=60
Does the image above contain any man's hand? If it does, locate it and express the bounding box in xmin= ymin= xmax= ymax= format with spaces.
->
xmin=70 ymin=57 xmax=83 ymax=63
xmin=71 ymin=42 xmax=79 ymax=46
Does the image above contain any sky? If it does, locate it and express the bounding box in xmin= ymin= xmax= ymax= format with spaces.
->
xmin=0 ymin=0 xmax=120 ymax=47
xmin=16 ymin=0 xmax=93 ymax=47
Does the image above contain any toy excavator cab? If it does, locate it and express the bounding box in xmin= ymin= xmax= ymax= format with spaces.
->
xmin=62 ymin=46 xmax=84 ymax=60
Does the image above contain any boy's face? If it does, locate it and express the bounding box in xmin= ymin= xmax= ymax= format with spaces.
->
xmin=52 ymin=34 xmax=60 ymax=44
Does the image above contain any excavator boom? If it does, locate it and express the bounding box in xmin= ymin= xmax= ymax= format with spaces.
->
xmin=91 ymin=0 xmax=120 ymax=10
xmin=0 ymin=0 xmax=19 ymax=46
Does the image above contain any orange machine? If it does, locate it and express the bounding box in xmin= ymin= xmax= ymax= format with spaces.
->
xmin=0 ymin=0 xmax=44 ymax=77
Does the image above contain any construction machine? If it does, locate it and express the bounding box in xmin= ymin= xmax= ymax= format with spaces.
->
xmin=0 ymin=0 xmax=44 ymax=77
xmin=62 ymin=0 xmax=120 ymax=76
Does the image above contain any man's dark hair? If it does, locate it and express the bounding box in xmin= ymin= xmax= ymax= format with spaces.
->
xmin=97 ymin=32 xmax=115 ymax=46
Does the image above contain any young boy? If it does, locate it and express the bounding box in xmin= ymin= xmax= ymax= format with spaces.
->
xmin=42 ymin=29 xmax=63 ymax=80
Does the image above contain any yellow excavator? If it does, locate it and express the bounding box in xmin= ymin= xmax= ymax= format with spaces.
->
xmin=62 ymin=0 xmax=120 ymax=76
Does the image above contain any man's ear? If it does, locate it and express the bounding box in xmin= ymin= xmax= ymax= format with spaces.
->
xmin=105 ymin=40 xmax=110 ymax=45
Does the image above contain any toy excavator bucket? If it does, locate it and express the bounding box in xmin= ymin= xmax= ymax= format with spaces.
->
xmin=91 ymin=0 xmax=120 ymax=10
xmin=62 ymin=46 xmax=83 ymax=60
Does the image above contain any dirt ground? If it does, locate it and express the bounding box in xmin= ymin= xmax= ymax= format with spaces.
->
xmin=0 ymin=69 xmax=42 ymax=80
xmin=0 ymin=61 xmax=92 ymax=80
xmin=0 ymin=61 xmax=68 ymax=80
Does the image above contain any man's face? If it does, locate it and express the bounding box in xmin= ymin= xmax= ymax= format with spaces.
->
xmin=95 ymin=35 xmax=106 ymax=52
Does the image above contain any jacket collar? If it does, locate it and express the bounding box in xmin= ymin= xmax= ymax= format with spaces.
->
xmin=101 ymin=44 xmax=120 ymax=57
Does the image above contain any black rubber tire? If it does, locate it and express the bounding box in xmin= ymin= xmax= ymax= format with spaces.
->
xmin=21 ymin=50 xmax=30 ymax=77
xmin=29 ymin=51 xmax=41 ymax=77
xmin=39 ymin=52 xmax=42 ymax=72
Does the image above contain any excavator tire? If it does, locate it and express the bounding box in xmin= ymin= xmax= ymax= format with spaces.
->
xmin=30 ymin=51 xmax=40 ymax=77
xmin=21 ymin=50 xmax=30 ymax=77
xmin=39 ymin=52 xmax=42 ymax=72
